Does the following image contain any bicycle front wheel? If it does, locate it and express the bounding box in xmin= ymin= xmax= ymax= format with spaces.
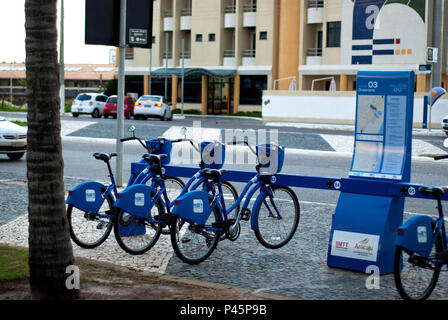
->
xmin=170 ymin=205 xmax=222 ymax=264
xmin=114 ymin=199 xmax=163 ymax=255
xmin=254 ymin=186 xmax=300 ymax=249
xmin=393 ymin=234 xmax=443 ymax=300
xmin=67 ymin=194 xmax=114 ymax=249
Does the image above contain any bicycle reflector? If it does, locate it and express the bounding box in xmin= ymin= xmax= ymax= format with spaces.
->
xmin=68 ymin=190 xmax=73 ymax=196
xmin=174 ymin=200 xmax=179 ymax=206
xmin=117 ymin=193 xmax=121 ymax=199
xmin=397 ymin=228 xmax=404 ymax=236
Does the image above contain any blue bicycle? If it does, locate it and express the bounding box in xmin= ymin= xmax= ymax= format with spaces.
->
xmin=169 ymin=141 xmax=300 ymax=264
xmin=394 ymin=154 xmax=448 ymax=300
xmin=112 ymin=139 xmax=239 ymax=255
xmin=65 ymin=126 xmax=186 ymax=250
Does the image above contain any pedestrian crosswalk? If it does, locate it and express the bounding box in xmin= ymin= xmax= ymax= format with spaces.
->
xmin=58 ymin=119 xmax=446 ymax=158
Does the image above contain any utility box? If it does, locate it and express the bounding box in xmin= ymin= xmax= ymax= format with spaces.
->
xmin=85 ymin=0 xmax=153 ymax=49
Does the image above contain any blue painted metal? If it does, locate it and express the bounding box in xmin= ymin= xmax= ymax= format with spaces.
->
xmin=171 ymin=190 xmax=214 ymax=225
xmin=423 ymin=96 xmax=428 ymax=129
xmin=66 ymin=181 xmax=110 ymax=213
xmin=395 ymin=215 xmax=435 ymax=258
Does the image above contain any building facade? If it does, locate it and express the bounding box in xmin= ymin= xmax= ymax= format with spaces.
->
xmin=0 ymin=63 xmax=116 ymax=106
xmin=298 ymin=0 xmax=448 ymax=92
xmin=125 ymin=0 xmax=283 ymax=114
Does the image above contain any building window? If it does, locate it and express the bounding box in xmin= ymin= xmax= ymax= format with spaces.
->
xmin=196 ymin=34 xmax=203 ymax=42
xmin=209 ymin=33 xmax=216 ymax=42
xmin=259 ymin=31 xmax=267 ymax=40
xmin=327 ymin=22 xmax=341 ymax=47
xmin=240 ymin=75 xmax=267 ymax=105
xmin=152 ymin=36 xmax=156 ymax=44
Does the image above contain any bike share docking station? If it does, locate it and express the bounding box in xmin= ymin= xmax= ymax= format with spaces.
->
xmin=129 ymin=71 xmax=448 ymax=275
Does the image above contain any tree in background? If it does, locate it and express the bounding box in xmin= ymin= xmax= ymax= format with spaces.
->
xmin=25 ymin=0 xmax=77 ymax=299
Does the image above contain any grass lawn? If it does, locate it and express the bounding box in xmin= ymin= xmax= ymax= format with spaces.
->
xmin=0 ymin=245 xmax=29 ymax=281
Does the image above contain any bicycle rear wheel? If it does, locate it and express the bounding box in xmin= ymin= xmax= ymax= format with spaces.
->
xmin=67 ymin=194 xmax=114 ymax=249
xmin=114 ymin=199 xmax=163 ymax=255
xmin=254 ymin=186 xmax=300 ymax=249
xmin=170 ymin=205 xmax=222 ymax=264
xmin=393 ymin=234 xmax=443 ymax=300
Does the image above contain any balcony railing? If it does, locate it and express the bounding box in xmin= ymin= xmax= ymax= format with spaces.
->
xmin=164 ymin=9 xmax=173 ymax=17
xmin=163 ymin=52 xmax=173 ymax=59
xmin=223 ymin=49 xmax=235 ymax=58
xmin=180 ymin=51 xmax=191 ymax=59
xmin=308 ymin=0 xmax=324 ymax=8
xmin=243 ymin=3 xmax=257 ymax=12
xmin=181 ymin=8 xmax=192 ymax=16
xmin=224 ymin=5 xmax=236 ymax=13
xmin=242 ymin=49 xmax=256 ymax=57
xmin=307 ymin=48 xmax=322 ymax=56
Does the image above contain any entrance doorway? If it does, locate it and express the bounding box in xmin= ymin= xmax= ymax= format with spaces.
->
xmin=207 ymin=77 xmax=234 ymax=114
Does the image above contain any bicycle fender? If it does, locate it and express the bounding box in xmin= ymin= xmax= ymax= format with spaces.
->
xmin=395 ymin=215 xmax=435 ymax=257
xmin=250 ymin=192 xmax=266 ymax=231
xmin=66 ymin=181 xmax=108 ymax=213
xmin=172 ymin=190 xmax=213 ymax=226
xmin=114 ymin=184 xmax=157 ymax=218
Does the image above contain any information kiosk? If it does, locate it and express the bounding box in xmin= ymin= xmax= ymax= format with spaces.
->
xmin=327 ymin=71 xmax=415 ymax=274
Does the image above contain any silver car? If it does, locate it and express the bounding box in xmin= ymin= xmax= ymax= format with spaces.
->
xmin=133 ymin=95 xmax=173 ymax=121
xmin=0 ymin=116 xmax=27 ymax=160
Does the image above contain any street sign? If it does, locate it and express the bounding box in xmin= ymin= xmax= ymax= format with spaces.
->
xmin=85 ymin=0 xmax=153 ymax=49
xmin=427 ymin=47 xmax=438 ymax=63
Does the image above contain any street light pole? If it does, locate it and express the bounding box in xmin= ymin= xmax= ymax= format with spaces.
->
xmin=116 ymin=0 xmax=126 ymax=187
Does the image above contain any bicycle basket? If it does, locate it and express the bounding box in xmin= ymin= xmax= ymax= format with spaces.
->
xmin=256 ymin=144 xmax=285 ymax=175
xmin=145 ymin=138 xmax=172 ymax=165
xmin=200 ymin=141 xmax=226 ymax=169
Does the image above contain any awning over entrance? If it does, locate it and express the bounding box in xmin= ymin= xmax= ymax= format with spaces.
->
xmin=150 ymin=68 xmax=236 ymax=79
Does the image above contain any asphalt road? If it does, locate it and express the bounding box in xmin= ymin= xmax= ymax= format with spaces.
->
xmin=2 ymin=113 xmax=448 ymax=299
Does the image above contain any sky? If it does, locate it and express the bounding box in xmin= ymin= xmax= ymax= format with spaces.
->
xmin=0 ymin=0 xmax=114 ymax=64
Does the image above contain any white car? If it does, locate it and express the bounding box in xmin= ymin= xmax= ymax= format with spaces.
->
xmin=442 ymin=116 xmax=448 ymax=136
xmin=0 ymin=116 xmax=27 ymax=160
xmin=133 ymin=95 xmax=173 ymax=121
xmin=71 ymin=93 xmax=108 ymax=118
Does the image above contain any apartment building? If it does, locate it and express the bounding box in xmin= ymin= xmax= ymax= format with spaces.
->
xmin=125 ymin=0 xmax=282 ymax=114
xmin=299 ymin=0 xmax=448 ymax=92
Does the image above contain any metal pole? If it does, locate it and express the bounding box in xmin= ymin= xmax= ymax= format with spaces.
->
xmin=116 ymin=0 xmax=127 ymax=187
xmin=165 ymin=32 xmax=168 ymax=101
xmin=59 ymin=0 xmax=65 ymax=115
xmin=149 ymin=48 xmax=152 ymax=95
xmin=181 ymin=39 xmax=185 ymax=116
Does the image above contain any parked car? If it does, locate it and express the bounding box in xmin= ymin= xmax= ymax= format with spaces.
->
xmin=71 ymin=93 xmax=108 ymax=118
xmin=103 ymin=95 xmax=135 ymax=119
xmin=442 ymin=116 xmax=448 ymax=136
xmin=133 ymin=95 xmax=173 ymax=121
xmin=0 ymin=116 xmax=27 ymax=160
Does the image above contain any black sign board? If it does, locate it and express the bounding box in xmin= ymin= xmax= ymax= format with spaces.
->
xmin=85 ymin=0 xmax=153 ymax=49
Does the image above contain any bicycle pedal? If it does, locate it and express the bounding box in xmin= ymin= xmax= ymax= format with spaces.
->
xmin=241 ymin=209 xmax=251 ymax=221
xmin=154 ymin=214 xmax=173 ymax=223
xmin=212 ymin=219 xmax=235 ymax=230
xmin=96 ymin=221 xmax=106 ymax=230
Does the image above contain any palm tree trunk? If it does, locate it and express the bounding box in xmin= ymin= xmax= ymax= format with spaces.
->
xmin=25 ymin=0 xmax=77 ymax=299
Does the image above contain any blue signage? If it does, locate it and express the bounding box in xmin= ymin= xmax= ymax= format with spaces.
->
xmin=328 ymin=71 xmax=415 ymax=274
xmin=350 ymin=71 xmax=414 ymax=182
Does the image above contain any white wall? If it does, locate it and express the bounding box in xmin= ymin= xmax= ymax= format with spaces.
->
xmin=262 ymin=91 xmax=448 ymax=128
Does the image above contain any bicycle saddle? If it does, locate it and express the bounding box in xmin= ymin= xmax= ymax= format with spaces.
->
xmin=142 ymin=153 xmax=167 ymax=164
xmin=201 ymin=168 xmax=227 ymax=180
xmin=93 ymin=152 xmax=117 ymax=161
xmin=419 ymin=186 xmax=446 ymax=197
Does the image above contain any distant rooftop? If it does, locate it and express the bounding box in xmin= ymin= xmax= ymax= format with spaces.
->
xmin=0 ymin=63 xmax=116 ymax=80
